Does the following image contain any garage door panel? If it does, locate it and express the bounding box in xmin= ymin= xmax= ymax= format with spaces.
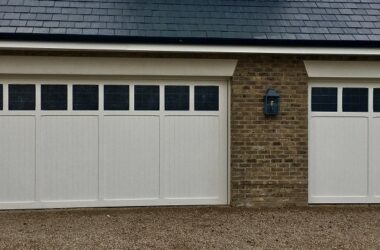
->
xmin=162 ymin=116 xmax=221 ymax=200
xmin=103 ymin=116 xmax=160 ymax=200
xmin=372 ymin=118 xmax=380 ymax=198
xmin=311 ymin=117 xmax=368 ymax=197
xmin=0 ymin=80 xmax=228 ymax=209
xmin=0 ymin=116 xmax=36 ymax=202
xmin=39 ymin=116 xmax=99 ymax=201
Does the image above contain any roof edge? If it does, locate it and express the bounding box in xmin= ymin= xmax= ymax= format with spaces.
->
xmin=1 ymin=40 xmax=380 ymax=56
xmin=1 ymin=33 xmax=380 ymax=48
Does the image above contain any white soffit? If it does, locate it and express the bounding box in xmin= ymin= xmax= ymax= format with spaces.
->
xmin=1 ymin=41 xmax=380 ymax=55
xmin=0 ymin=56 xmax=237 ymax=77
xmin=304 ymin=61 xmax=380 ymax=78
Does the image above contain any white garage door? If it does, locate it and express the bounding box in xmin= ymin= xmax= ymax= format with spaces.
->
xmin=0 ymin=79 xmax=228 ymax=209
xmin=309 ymin=83 xmax=380 ymax=203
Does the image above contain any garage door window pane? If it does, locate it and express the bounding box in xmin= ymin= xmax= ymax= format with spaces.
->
xmin=41 ymin=85 xmax=67 ymax=110
xmin=311 ymin=87 xmax=337 ymax=112
xmin=134 ymin=85 xmax=159 ymax=110
xmin=9 ymin=84 xmax=35 ymax=110
xmin=104 ymin=85 xmax=129 ymax=110
xmin=0 ymin=84 xmax=2 ymax=110
xmin=195 ymin=86 xmax=219 ymax=111
xmin=374 ymin=89 xmax=380 ymax=112
xmin=165 ymin=86 xmax=189 ymax=111
xmin=343 ymin=88 xmax=368 ymax=112
xmin=73 ymin=85 xmax=98 ymax=110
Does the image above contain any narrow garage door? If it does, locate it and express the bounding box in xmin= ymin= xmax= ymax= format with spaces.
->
xmin=309 ymin=83 xmax=380 ymax=203
xmin=0 ymin=79 xmax=228 ymax=209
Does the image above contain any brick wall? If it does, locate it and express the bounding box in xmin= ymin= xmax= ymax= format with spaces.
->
xmin=230 ymin=55 xmax=309 ymax=207
xmin=229 ymin=54 xmax=379 ymax=207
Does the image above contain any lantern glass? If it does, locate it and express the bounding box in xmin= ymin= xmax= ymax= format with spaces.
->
xmin=264 ymin=89 xmax=280 ymax=116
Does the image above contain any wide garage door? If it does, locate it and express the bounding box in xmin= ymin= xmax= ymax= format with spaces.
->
xmin=309 ymin=83 xmax=380 ymax=203
xmin=0 ymin=79 xmax=228 ymax=209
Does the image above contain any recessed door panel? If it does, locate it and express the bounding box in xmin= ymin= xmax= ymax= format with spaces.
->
xmin=103 ymin=116 xmax=160 ymax=200
xmin=310 ymin=117 xmax=368 ymax=198
xmin=0 ymin=116 xmax=36 ymax=202
xmin=162 ymin=116 xmax=222 ymax=200
xmin=372 ymin=118 xmax=380 ymax=198
xmin=39 ymin=116 xmax=99 ymax=201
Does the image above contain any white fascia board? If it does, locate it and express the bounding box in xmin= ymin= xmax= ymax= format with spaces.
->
xmin=0 ymin=56 xmax=237 ymax=77
xmin=304 ymin=61 xmax=380 ymax=78
xmin=1 ymin=41 xmax=380 ymax=55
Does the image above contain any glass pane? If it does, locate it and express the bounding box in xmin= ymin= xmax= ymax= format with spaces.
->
xmin=195 ymin=86 xmax=219 ymax=111
xmin=41 ymin=85 xmax=67 ymax=110
xmin=134 ymin=85 xmax=159 ymax=111
xmin=73 ymin=85 xmax=98 ymax=111
xmin=0 ymin=84 xmax=2 ymax=110
xmin=165 ymin=86 xmax=189 ymax=111
xmin=9 ymin=84 xmax=35 ymax=110
xmin=374 ymin=88 xmax=380 ymax=112
xmin=104 ymin=85 xmax=129 ymax=110
xmin=343 ymin=88 xmax=368 ymax=112
xmin=311 ymin=87 xmax=337 ymax=112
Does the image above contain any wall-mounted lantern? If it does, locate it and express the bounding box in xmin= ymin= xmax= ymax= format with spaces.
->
xmin=264 ymin=88 xmax=280 ymax=116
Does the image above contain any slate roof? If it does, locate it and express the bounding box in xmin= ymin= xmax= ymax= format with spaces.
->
xmin=0 ymin=0 xmax=380 ymax=46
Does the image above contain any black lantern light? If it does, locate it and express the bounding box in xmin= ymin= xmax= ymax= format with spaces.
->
xmin=264 ymin=88 xmax=280 ymax=116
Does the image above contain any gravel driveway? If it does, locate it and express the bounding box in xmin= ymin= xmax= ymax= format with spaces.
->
xmin=0 ymin=206 xmax=379 ymax=249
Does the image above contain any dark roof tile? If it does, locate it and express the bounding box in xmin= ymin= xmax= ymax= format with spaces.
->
xmin=280 ymin=33 xmax=297 ymax=40
xmin=26 ymin=20 xmax=42 ymax=26
xmin=0 ymin=26 xmax=16 ymax=32
xmin=4 ymin=12 xmax=20 ymax=19
xmin=78 ymin=8 xmax=92 ymax=15
xmin=309 ymin=34 xmax=326 ymax=40
xmin=58 ymin=21 xmax=75 ymax=28
xmin=0 ymin=0 xmax=379 ymax=44
xmin=14 ymin=6 xmax=31 ymax=13
xmin=35 ymin=13 xmax=52 ymax=20
xmin=324 ymin=34 xmax=340 ymax=40
xmin=54 ymin=1 xmax=69 ymax=8
xmin=363 ymin=15 xmax=379 ymax=22
xmin=61 ymin=8 xmax=77 ymax=14
xmin=16 ymin=27 xmax=33 ymax=33
xmin=32 ymin=27 xmax=49 ymax=33
xmin=295 ymin=33 xmax=312 ymax=40
xmin=339 ymin=34 xmax=355 ymax=40
xmin=45 ymin=7 xmax=61 ymax=14
xmin=369 ymin=34 xmax=380 ymax=40
xmin=66 ymin=28 xmax=82 ymax=34
xmin=20 ymin=13 xmax=37 ymax=20
xmin=10 ymin=20 xmax=26 ymax=26
xmin=49 ymin=27 xmax=66 ymax=33
xmin=90 ymin=22 xmax=107 ymax=29
xmin=353 ymin=34 xmax=370 ymax=41
xmin=30 ymin=7 xmax=46 ymax=13
xmin=308 ymin=14 xmax=324 ymax=21
xmin=82 ymin=28 xmax=98 ymax=35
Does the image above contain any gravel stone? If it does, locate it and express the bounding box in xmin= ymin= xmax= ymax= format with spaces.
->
xmin=0 ymin=207 xmax=379 ymax=249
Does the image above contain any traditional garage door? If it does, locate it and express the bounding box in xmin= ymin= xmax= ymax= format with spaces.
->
xmin=309 ymin=83 xmax=380 ymax=203
xmin=0 ymin=79 xmax=228 ymax=209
